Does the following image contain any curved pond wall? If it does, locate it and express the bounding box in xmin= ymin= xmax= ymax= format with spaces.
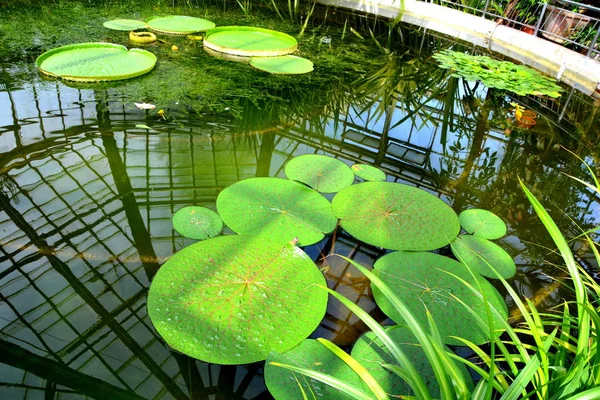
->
xmin=318 ymin=0 xmax=600 ymax=98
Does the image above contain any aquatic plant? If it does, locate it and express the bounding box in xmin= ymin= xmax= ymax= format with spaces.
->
xmin=171 ymin=206 xmax=222 ymax=240
xmin=450 ymin=234 xmax=516 ymax=279
xmin=103 ymin=19 xmax=147 ymax=31
xmin=351 ymin=164 xmax=387 ymax=182
xmin=250 ymin=55 xmax=314 ymax=75
xmin=147 ymin=15 xmax=215 ymax=34
xmin=203 ymin=26 xmax=298 ymax=56
xmin=284 ymin=154 xmax=354 ymax=193
xmin=433 ymin=50 xmax=563 ymax=98
xmin=458 ymin=208 xmax=507 ymax=239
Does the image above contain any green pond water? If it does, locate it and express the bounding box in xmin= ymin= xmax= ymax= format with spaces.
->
xmin=1 ymin=1 xmax=600 ymax=399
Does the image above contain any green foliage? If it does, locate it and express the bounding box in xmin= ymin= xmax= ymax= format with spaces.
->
xmin=284 ymin=154 xmax=354 ymax=193
xmin=458 ymin=208 xmax=507 ymax=239
xmin=204 ymin=26 xmax=298 ymax=57
xmin=433 ymin=50 xmax=563 ymax=97
xmin=102 ymin=19 xmax=147 ymax=31
xmin=350 ymin=164 xmax=387 ymax=182
xmin=172 ymin=206 xmax=222 ymax=240
xmin=250 ymin=55 xmax=314 ymax=75
xmin=147 ymin=235 xmax=327 ymax=364
xmin=332 ymin=182 xmax=460 ymax=251
xmin=450 ymin=234 xmax=516 ymax=279
xmin=147 ymin=15 xmax=215 ymax=34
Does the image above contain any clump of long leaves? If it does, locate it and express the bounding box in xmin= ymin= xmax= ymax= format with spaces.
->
xmin=271 ymin=177 xmax=600 ymax=399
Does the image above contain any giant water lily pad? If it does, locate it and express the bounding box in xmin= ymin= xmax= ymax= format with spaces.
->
xmin=147 ymin=16 xmax=215 ymax=34
xmin=216 ymin=178 xmax=336 ymax=246
xmin=36 ymin=43 xmax=156 ymax=82
xmin=451 ymin=235 xmax=516 ymax=279
xmin=172 ymin=206 xmax=222 ymax=240
xmin=147 ymin=235 xmax=328 ymax=364
xmin=351 ymin=164 xmax=386 ymax=182
xmin=250 ymin=55 xmax=313 ymax=75
xmin=350 ymin=326 xmax=473 ymax=397
xmin=265 ymin=339 xmax=363 ymax=400
xmin=332 ymin=182 xmax=460 ymax=251
xmin=372 ymin=251 xmax=507 ymax=345
xmin=284 ymin=155 xmax=354 ymax=193
xmin=204 ymin=26 xmax=298 ymax=57
xmin=103 ymin=19 xmax=147 ymax=31
xmin=459 ymin=209 xmax=507 ymax=240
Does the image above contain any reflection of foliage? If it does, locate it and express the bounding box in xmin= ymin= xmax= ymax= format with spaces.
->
xmin=433 ymin=50 xmax=563 ymax=97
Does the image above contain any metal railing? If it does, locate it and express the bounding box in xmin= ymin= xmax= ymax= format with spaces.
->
xmin=429 ymin=0 xmax=600 ymax=59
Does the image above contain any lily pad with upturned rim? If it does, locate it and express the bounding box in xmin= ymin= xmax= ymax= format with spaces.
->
xmin=103 ymin=19 xmax=148 ymax=31
xmin=216 ymin=178 xmax=337 ymax=246
xmin=250 ymin=55 xmax=313 ymax=75
xmin=36 ymin=43 xmax=156 ymax=82
xmin=172 ymin=206 xmax=223 ymax=240
xmin=147 ymin=16 xmax=215 ymax=35
xmin=351 ymin=164 xmax=386 ymax=181
xmin=372 ymin=251 xmax=508 ymax=345
xmin=332 ymin=182 xmax=460 ymax=251
xmin=451 ymin=235 xmax=516 ymax=279
xmin=284 ymin=154 xmax=354 ymax=193
xmin=265 ymin=339 xmax=363 ymax=400
xmin=459 ymin=209 xmax=507 ymax=239
xmin=204 ymin=26 xmax=298 ymax=57
xmin=147 ymin=235 xmax=328 ymax=364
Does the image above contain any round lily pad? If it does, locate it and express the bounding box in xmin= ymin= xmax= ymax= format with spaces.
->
xmin=204 ymin=26 xmax=298 ymax=57
xmin=451 ymin=235 xmax=516 ymax=279
xmin=147 ymin=16 xmax=215 ymax=35
xmin=459 ymin=209 xmax=507 ymax=240
xmin=172 ymin=206 xmax=223 ymax=240
xmin=36 ymin=43 xmax=156 ymax=82
xmin=216 ymin=178 xmax=337 ymax=246
xmin=372 ymin=251 xmax=507 ymax=345
xmin=103 ymin=19 xmax=147 ymax=31
xmin=250 ymin=55 xmax=313 ymax=75
xmin=284 ymin=155 xmax=354 ymax=193
xmin=351 ymin=164 xmax=386 ymax=181
xmin=265 ymin=339 xmax=363 ymax=400
xmin=147 ymin=235 xmax=328 ymax=364
xmin=332 ymin=182 xmax=460 ymax=251
xmin=350 ymin=326 xmax=473 ymax=397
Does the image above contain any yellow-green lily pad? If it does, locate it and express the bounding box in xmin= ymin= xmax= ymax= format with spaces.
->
xmin=284 ymin=154 xmax=354 ymax=193
xmin=459 ymin=209 xmax=507 ymax=239
xmin=451 ymin=235 xmax=516 ymax=279
xmin=172 ymin=206 xmax=222 ymax=240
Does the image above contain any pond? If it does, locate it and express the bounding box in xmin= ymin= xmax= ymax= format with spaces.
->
xmin=1 ymin=1 xmax=600 ymax=399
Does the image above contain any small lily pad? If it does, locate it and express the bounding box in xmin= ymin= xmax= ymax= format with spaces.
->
xmin=172 ymin=206 xmax=223 ymax=240
xmin=216 ymin=178 xmax=337 ymax=246
xmin=147 ymin=235 xmax=328 ymax=364
xmin=284 ymin=155 xmax=354 ymax=193
xmin=459 ymin=209 xmax=507 ymax=239
xmin=250 ymin=55 xmax=313 ymax=75
xmin=265 ymin=339 xmax=363 ymax=399
xmin=332 ymin=182 xmax=460 ymax=251
xmin=147 ymin=16 xmax=215 ymax=35
xmin=372 ymin=251 xmax=507 ymax=345
xmin=103 ymin=19 xmax=147 ymax=31
xmin=351 ymin=164 xmax=386 ymax=181
xmin=451 ymin=235 xmax=516 ymax=279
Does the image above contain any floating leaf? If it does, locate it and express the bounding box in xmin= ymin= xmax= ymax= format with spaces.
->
xmin=265 ymin=339 xmax=363 ymax=400
xmin=216 ymin=178 xmax=337 ymax=246
xmin=204 ymin=26 xmax=298 ymax=57
xmin=147 ymin=15 xmax=215 ymax=35
xmin=372 ymin=251 xmax=508 ymax=345
xmin=350 ymin=326 xmax=473 ymax=397
xmin=250 ymin=55 xmax=313 ymax=75
xmin=351 ymin=164 xmax=386 ymax=182
xmin=332 ymin=182 xmax=460 ymax=251
xmin=451 ymin=235 xmax=516 ymax=279
xmin=135 ymin=124 xmax=157 ymax=132
xmin=147 ymin=235 xmax=328 ymax=364
xmin=284 ymin=155 xmax=354 ymax=193
xmin=103 ymin=19 xmax=147 ymax=31
xmin=172 ymin=206 xmax=223 ymax=240
xmin=36 ymin=43 xmax=156 ymax=82
xmin=458 ymin=208 xmax=507 ymax=239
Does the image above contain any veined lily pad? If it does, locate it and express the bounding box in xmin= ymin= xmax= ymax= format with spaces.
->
xmin=36 ymin=43 xmax=156 ymax=82
xmin=350 ymin=326 xmax=473 ymax=397
xmin=284 ymin=155 xmax=354 ymax=193
xmin=372 ymin=251 xmax=507 ymax=345
xmin=265 ymin=339 xmax=363 ymax=400
xmin=451 ymin=235 xmax=516 ymax=279
xmin=250 ymin=55 xmax=313 ymax=75
xmin=172 ymin=206 xmax=223 ymax=240
xmin=147 ymin=235 xmax=328 ymax=364
xmin=351 ymin=164 xmax=386 ymax=181
xmin=216 ymin=178 xmax=336 ymax=246
xmin=459 ymin=209 xmax=507 ymax=239
xmin=332 ymin=182 xmax=460 ymax=251
xmin=204 ymin=26 xmax=298 ymax=57
xmin=147 ymin=16 xmax=215 ymax=35
xmin=103 ymin=19 xmax=147 ymax=31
